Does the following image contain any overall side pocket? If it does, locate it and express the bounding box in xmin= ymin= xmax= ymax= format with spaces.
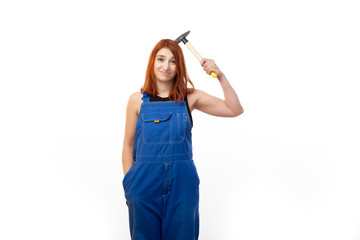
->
xmin=122 ymin=162 xmax=136 ymax=188
xmin=191 ymin=161 xmax=200 ymax=185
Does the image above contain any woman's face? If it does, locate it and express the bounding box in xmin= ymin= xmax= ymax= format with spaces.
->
xmin=154 ymin=48 xmax=176 ymax=83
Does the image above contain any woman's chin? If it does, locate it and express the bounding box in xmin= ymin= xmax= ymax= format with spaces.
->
xmin=156 ymin=77 xmax=174 ymax=83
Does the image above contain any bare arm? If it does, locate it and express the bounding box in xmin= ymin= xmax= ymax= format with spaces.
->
xmin=122 ymin=92 xmax=141 ymax=176
xmin=193 ymin=59 xmax=244 ymax=117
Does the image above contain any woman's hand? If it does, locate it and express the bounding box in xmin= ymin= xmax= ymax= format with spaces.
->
xmin=200 ymin=58 xmax=224 ymax=77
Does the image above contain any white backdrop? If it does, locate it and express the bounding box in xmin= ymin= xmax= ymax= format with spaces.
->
xmin=1 ymin=0 xmax=359 ymax=239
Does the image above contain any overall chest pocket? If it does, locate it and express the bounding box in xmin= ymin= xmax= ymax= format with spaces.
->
xmin=141 ymin=112 xmax=186 ymax=145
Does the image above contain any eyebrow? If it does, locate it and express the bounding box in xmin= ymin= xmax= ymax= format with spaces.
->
xmin=156 ymin=54 xmax=175 ymax=59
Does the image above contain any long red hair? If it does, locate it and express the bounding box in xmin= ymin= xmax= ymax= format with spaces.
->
xmin=140 ymin=39 xmax=194 ymax=102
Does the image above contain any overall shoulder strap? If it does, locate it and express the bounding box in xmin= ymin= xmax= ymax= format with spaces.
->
xmin=141 ymin=91 xmax=150 ymax=103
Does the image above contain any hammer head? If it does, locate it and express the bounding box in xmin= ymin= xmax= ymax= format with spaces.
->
xmin=175 ymin=30 xmax=190 ymax=44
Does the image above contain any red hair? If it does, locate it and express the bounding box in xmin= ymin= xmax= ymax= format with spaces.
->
xmin=140 ymin=39 xmax=194 ymax=102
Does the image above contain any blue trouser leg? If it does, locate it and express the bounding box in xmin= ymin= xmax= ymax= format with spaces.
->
xmin=124 ymin=163 xmax=163 ymax=240
xmin=126 ymin=198 xmax=162 ymax=240
xmin=161 ymin=161 xmax=200 ymax=240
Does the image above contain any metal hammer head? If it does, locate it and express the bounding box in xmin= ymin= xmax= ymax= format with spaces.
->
xmin=175 ymin=31 xmax=190 ymax=44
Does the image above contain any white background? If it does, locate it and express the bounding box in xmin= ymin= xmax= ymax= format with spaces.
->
xmin=1 ymin=0 xmax=359 ymax=239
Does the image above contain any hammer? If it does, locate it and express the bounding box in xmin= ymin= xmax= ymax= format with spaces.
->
xmin=175 ymin=31 xmax=218 ymax=78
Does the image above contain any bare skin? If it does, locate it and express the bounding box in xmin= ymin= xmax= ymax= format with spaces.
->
xmin=122 ymin=48 xmax=244 ymax=175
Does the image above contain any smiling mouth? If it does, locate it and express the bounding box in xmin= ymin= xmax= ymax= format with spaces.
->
xmin=160 ymin=71 xmax=170 ymax=75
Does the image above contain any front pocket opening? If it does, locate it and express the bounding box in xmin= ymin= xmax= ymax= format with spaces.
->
xmin=141 ymin=112 xmax=172 ymax=123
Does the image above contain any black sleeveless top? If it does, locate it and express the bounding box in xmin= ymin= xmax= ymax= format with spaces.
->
xmin=149 ymin=95 xmax=193 ymax=128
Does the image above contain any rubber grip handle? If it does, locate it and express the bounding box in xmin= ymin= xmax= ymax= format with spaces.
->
xmin=211 ymin=72 xmax=218 ymax=78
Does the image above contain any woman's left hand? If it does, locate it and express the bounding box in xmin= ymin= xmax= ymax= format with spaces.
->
xmin=200 ymin=58 xmax=224 ymax=77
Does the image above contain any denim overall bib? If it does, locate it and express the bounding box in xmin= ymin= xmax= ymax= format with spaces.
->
xmin=122 ymin=91 xmax=200 ymax=240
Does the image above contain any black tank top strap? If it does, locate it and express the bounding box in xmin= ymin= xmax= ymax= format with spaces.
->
xmin=184 ymin=95 xmax=193 ymax=128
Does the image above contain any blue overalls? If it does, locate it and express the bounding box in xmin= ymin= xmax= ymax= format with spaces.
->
xmin=122 ymin=91 xmax=200 ymax=240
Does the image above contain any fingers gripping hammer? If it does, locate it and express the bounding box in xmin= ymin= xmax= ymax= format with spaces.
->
xmin=175 ymin=31 xmax=218 ymax=78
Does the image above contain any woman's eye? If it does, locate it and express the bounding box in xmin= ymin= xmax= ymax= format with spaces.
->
xmin=171 ymin=60 xmax=176 ymax=64
xmin=158 ymin=58 xmax=164 ymax=62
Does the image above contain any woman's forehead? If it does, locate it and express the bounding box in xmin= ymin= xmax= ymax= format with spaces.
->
xmin=157 ymin=48 xmax=174 ymax=58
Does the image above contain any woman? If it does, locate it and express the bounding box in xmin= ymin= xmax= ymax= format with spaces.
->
xmin=122 ymin=39 xmax=243 ymax=240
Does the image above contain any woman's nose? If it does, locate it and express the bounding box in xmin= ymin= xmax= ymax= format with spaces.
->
xmin=162 ymin=62 xmax=169 ymax=69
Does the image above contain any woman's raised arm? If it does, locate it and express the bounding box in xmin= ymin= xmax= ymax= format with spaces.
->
xmin=193 ymin=58 xmax=244 ymax=117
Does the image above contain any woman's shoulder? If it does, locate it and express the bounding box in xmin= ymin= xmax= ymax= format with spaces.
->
xmin=129 ymin=91 xmax=143 ymax=101
xmin=187 ymin=87 xmax=206 ymax=99
xmin=186 ymin=88 xmax=206 ymax=111
xmin=128 ymin=91 xmax=143 ymax=115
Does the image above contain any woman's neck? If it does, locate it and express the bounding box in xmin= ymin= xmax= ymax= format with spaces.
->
xmin=156 ymin=80 xmax=173 ymax=97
